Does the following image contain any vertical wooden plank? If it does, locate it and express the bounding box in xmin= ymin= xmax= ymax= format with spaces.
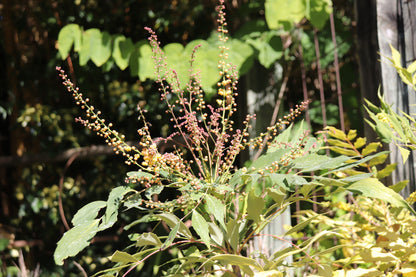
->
xmin=377 ymin=0 xmax=416 ymax=198
xmin=242 ymin=62 xmax=293 ymax=273
xmin=355 ymin=0 xmax=382 ymax=143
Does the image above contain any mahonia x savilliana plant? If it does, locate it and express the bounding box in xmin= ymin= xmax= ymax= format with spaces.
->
xmin=56 ymin=1 xmax=308 ymax=213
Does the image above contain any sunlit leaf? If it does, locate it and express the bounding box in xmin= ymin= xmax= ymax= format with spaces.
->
xmin=110 ymin=250 xmax=138 ymax=263
xmin=57 ymin=24 xmax=81 ymax=59
xmin=192 ymin=210 xmax=211 ymax=249
xmin=113 ymin=35 xmax=134 ymax=70
xmin=136 ymin=232 xmax=162 ymax=247
xmin=71 ymin=200 xmax=106 ymax=226
xmin=54 ymin=219 xmax=100 ymax=265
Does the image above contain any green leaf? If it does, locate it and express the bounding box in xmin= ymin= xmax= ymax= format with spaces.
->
xmin=90 ymin=31 xmax=112 ymax=67
xmin=389 ymin=180 xmax=409 ymax=193
xmin=376 ymin=163 xmax=396 ymax=179
xmin=265 ymin=0 xmax=306 ymax=30
xmin=110 ymin=250 xmax=138 ymax=263
xmin=266 ymin=188 xmax=286 ymax=207
xmin=57 ymin=24 xmax=81 ymax=59
xmin=407 ymin=60 xmax=416 ymax=74
xmin=162 ymin=222 xmax=180 ymax=250
xmin=101 ymin=186 xmax=133 ymax=230
xmin=130 ymin=41 xmax=154 ymax=80
xmin=226 ymin=219 xmax=240 ymax=251
xmin=309 ymin=0 xmax=333 ymax=30
xmin=136 ymin=232 xmax=162 ymax=247
xmin=362 ymin=142 xmax=382 ymax=156
xmin=327 ymin=139 xmax=353 ymax=149
xmin=205 ymin=195 xmax=226 ymax=229
xmin=145 ymin=185 xmax=164 ymax=200
xmin=79 ymin=29 xmax=102 ymax=66
xmin=208 ymin=222 xmax=224 ymax=247
xmin=192 ymin=210 xmax=211 ymax=249
xmin=228 ymin=38 xmax=255 ymax=75
xmin=251 ymin=148 xmax=290 ymax=169
xmin=207 ymin=254 xmax=262 ymax=271
xmin=71 ymin=200 xmax=106 ymax=226
xmin=113 ymin=35 xmax=134 ymax=70
xmin=154 ymin=213 xmax=192 ymax=238
xmin=353 ymin=137 xmax=366 ymax=149
xmin=346 ymin=178 xmax=416 ymax=215
xmin=247 ymin=189 xmax=264 ymax=224
xmin=329 ymin=146 xmax=358 ymax=156
xmin=347 ymin=129 xmax=357 ymax=141
xmin=164 ymin=43 xmax=189 ymax=88
xmin=54 ymin=219 xmax=100 ymax=265
xmin=398 ymin=146 xmax=410 ymax=164
xmin=390 ymin=44 xmax=402 ymax=68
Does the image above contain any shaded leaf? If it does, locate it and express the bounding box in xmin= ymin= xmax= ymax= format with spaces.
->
xmin=154 ymin=213 xmax=192 ymax=238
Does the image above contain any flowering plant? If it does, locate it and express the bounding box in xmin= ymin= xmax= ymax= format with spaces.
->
xmin=53 ymin=1 xmax=413 ymax=276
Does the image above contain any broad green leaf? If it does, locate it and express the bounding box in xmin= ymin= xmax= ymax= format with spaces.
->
xmin=79 ymin=29 xmax=102 ymax=66
xmin=251 ymin=148 xmax=290 ymax=169
xmin=247 ymin=32 xmax=283 ymax=68
xmin=266 ymin=188 xmax=286 ymax=207
xmin=347 ymin=178 xmax=416 ymax=215
xmin=247 ymin=189 xmax=264 ymax=224
xmin=110 ymin=250 xmax=138 ymax=263
xmin=295 ymin=154 xmax=350 ymax=172
xmin=185 ymin=40 xmax=220 ymax=95
xmin=205 ymin=195 xmax=226 ymax=229
xmin=228 ymin=38 xmax=255 ymax=75
xmin=192 ymin=210 xmax=211 ymax=249
xmin=145 ymin=185 xmax=164 ymax=200
xmin=265 ymin=0 xmax=306 ymax=30
xmin=126 ymin=170 xmax=153 ymax=180
xmin=136 ymin=232 xmax=162 ymax=247
xmin=154 ymin=213 xmax=192 ymax=238
xmin=90 ymin=31 xmax=112 ymax=67
xmin=208 ymin=222 xmax=224 ymax=247
xmin=54 ymin=219 xmax=100 ymax=265
xmin=162 ymin=221 xmax=180 ymax=250
xmin=71 ymin=200 xmax=106 ymax=226
xmin=164 ymin=43 xmax=189 ymax=88
xmin=226 ymin=219 xmax=240 ymax=251
xmin=113 ymin=35 xmax=134 ymax=70
xmin=309 ymin=0 xmax=333 ymax=30
xmin=101 ymin=186 xmax=133 ymax=230
xmin=57 ymin=24 xmax=81 ymax=59
xmin=130 ymin=41 xmax=154 ymax=80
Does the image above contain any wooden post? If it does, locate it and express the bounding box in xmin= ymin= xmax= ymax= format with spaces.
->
xmin=242 ymin=62 xmax=293 ymax=273
xmin=377 ymin=0 xmax=416 ymax=198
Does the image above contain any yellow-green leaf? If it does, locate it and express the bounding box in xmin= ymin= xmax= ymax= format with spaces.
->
xmin=362 ymin=142 xmax=381 ymax=156
xmin=353 ymin=137 xmax=366 ymax=149
xmin=347 ymin=129 xmax=357 ymax=141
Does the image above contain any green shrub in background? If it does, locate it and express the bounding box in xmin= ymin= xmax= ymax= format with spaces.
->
xmin=53 ymin=2 xmax=416 ymax=277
